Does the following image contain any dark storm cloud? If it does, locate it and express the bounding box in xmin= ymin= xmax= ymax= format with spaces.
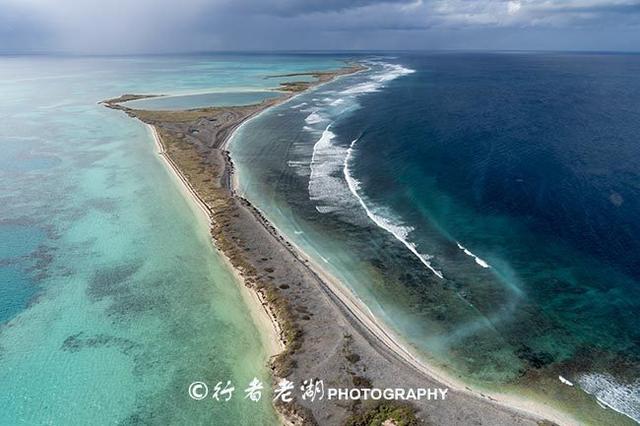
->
xmin=0 ymin=0 xmax=639 ymax=53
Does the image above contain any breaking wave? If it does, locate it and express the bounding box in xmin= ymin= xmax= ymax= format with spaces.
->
xmin=456 ymin=242 xmax=490 ymax=268
xmin=577 ymin=373 xmax=640 ymax=423
xmin=344 ymin=139 xmax=443 ymax=279
xmin=308 ymin=125 xmax=353 ymax=214
xmin=340 ymin=63 xmax=414 ymax=95
xmin=306 ymin=60 xmax=442 ymax=278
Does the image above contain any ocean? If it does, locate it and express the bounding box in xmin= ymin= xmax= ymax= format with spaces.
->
xmin=230 ymin=52 xmax=640 ymax=424
xmin=0 ymin=54 xmax=343 ymax=425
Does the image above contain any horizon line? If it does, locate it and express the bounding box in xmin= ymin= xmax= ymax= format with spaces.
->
xmin=1 ymin=48 xmax=640 ymax=57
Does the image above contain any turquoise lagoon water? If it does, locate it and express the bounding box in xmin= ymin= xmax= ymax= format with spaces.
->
xmin=0 ymin=54 xmax=343 ymax=425
xmin=122 ymin=91 xmax=282 ymax=110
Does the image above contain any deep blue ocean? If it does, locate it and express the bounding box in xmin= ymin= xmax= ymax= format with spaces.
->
xmin=345 ymin=52 xmax=640 ymax=419
xmin=231 ymin=52 xmax=640 ymax=423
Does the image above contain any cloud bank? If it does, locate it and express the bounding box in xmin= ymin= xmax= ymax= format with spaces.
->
xmin=0 ymin=0 xmax=638 ymax=53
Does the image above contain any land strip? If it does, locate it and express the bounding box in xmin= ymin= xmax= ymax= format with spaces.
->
xmin=103 ymin=66 xmax=560 ymax=426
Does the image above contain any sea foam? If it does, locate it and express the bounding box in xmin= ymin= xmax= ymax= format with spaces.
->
xmin=340 ymin=63 xmax=414 ymax=95
xmin=305 ymin=61 xmax=442 ymax=278
xmin=305 ymin=112 xmax=326 ymax=125
xmin=577 ymin=373 xmax=640 ymax=423
xmin=308 ymin=125 xmax=353 ymax=214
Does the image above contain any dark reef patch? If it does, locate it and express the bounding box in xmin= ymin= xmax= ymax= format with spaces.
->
xmin=104 ymin=289 xmax=171 ymax=319
xmin=61 ymin=332 xmax=138 ymax=355
xmin=516 ymin=345 xmax=555 ymax=370
xmin=87 ymin=262 xmax=144 ymax=302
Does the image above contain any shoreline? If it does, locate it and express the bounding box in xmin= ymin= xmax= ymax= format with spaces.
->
xmin=103 ymin=63 xmax=581 ymax=425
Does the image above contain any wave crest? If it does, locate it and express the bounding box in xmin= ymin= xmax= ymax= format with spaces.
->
xmin=456 ymin=242 xmax=490 ymax=268
xmin=308 ymin=126 xmax=353 ymax=214
xmin=577 ymin=373 xmax=640 ymax=423
xmin=306 ymin=61 xmax=442 ymax=278
xmin=340 ymin=63 xmax=415 ymax=95
xmin=344 ymin=139 xmax=443 ymax=279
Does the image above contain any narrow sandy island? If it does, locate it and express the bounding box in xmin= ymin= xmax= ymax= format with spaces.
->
xmin=103 ymin=66 xmax=571 ymax=425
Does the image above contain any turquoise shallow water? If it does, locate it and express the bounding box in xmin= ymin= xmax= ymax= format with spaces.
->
xmin=0 ymin=54 xmax=342 ymax=424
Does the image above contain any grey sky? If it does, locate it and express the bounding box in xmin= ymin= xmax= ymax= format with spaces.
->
xmin=1 ymin=0 xmax=639 ymax=53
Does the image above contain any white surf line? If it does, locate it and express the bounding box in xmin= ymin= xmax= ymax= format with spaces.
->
xmin=344 ymin=138 xmax=444 ymax=279
xmin=577 ymin=373 xmax=640 ymax=424
xmin=455 ymin=241 xmax=491 ymax=268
